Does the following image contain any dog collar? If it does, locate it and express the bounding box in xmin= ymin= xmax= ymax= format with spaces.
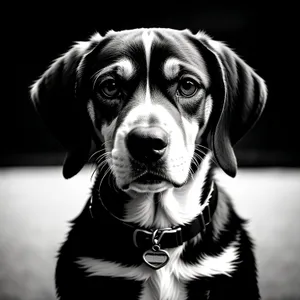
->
xmin=89 ymin=181 xmax=218 ymax=269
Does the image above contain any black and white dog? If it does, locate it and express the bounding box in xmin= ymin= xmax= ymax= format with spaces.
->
xmin=31 ymin=28 xmax=267 ymax=299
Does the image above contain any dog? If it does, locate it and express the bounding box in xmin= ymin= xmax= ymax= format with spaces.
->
xmin=30 ymin=28 xmax=267 ymax=299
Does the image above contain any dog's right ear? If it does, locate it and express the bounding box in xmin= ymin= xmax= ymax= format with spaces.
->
xmin=30 ymin=34 xmax=103 ymax=179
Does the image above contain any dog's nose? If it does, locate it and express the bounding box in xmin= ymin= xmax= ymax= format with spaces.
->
xmin=126 ymin=127 xmax=168 ymax=163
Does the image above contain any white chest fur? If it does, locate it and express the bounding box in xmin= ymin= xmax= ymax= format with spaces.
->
xmin=140 ymin=269 xmax=187 ymax=300
xmin=77 ymin=238 xmax=239 ymax=300
xmin=139 ymin=247 xmax=187 ymax=300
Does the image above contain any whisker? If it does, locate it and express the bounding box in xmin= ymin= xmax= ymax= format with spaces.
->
xmin=90 ymin=156 xmax=109 ymax=181
xmin=90 ymin=146 xmax=112 ymax=181
xmin=189 ymin=152 xmax=201 ymax=177
xmin=90 ymin=166 xmax=98 ymax=181
xmin=193 ymin=152 xmax=204 ymax=162
xmin=96 ymin=153 xmax=111 ymax=171
xmin=108 ymin=171 xmax=119 ymax=194
xmin=88 ymin=148 xmax=105 ymax=162
xmin=95 ymin=152 xmax=110 ymax=165
xmin=191 ymin=154 xmax=202 ymax=170
xmin=194 ymin=147 xmax=207 ymax=157
xmin=98 ymin=167 xmax=112 ymax=194
xmin=188 ymin=145 xmax=209 ymax=178
xmin=88 ymin=139 xmax=113 ymax=163
xmin=195 ymin=145 xmax=218 ymax=165
xmin=188 ymin=166 xmax=195 ymax=180
xmin=196 ymin=144 xmax=211 ymax=152
xmin=98 ymin=161 xmax=110 ymax=176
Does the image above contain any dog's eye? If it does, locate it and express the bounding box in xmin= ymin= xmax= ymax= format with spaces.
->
xmin=98 ymin=78 xmax=120 ymax=99
xmin=178 ymin=78 xmax=199 ymax=98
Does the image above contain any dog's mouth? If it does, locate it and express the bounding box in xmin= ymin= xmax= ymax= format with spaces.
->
xmin=122 ymin=172 xmax=174 ymax=193
xmin=135 ymin=173 xmax=166 ymax=184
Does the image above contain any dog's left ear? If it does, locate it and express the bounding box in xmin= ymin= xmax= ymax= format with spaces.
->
xmin=194 ymin=32 xmax=267 ymax=177
xmin=30 ymin=34 xmax=103 ymax=179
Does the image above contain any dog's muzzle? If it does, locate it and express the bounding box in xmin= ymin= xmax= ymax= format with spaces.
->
xmin=120 ymin=126 xmax=174 ymax=193
xmin=126 ymin=126 xmax=168 ymax=164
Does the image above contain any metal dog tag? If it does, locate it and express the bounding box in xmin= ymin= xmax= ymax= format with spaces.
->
xmin=143 ymin=245 xmax=170 ymax=270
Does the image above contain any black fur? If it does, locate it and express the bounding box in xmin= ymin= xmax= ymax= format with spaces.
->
xmin=30 ymin=28 xmax=267 ymax=300
xmin=55 ymin=169 xmax=260 ymax=299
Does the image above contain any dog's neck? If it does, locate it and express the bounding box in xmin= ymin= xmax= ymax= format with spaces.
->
xmin=123 ymin=153 xmax=213 ymax=228
xmin=95 ymin=153 xmax=213 ymax=230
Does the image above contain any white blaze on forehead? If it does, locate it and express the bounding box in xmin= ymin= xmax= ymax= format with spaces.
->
xmin=92 ymin=58 xmax=135 ymax=87
xmin=142 ymin=30 xmax=155 ymax=71
xmin=142 ymin=30 xmax=155 ymax=105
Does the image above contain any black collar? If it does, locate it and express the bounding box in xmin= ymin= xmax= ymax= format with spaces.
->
xmin=88 ymin=181 xmax=218 ymax=251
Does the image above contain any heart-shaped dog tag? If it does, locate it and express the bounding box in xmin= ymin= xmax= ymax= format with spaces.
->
xmin=143 ymin=248 xmax=170 ymax=270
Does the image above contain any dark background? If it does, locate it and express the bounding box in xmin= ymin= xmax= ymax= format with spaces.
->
xmin=1 ymin=5 xmax=300 ymax=300
xmin=4 ymin=3 xmax=299 ymax=168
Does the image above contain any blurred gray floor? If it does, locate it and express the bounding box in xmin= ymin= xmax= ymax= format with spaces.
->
xmin=0 ymin=167 xmax=299 ymax=300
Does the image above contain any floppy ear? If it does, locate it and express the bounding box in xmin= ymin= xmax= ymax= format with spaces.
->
xmin=30 ymin=34 xmax=102 ymax=179
xmin=195 ymin=32 xmax=267 ymax=177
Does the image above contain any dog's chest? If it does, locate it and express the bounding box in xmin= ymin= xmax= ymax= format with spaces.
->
xmin=139 ymin=246 xmax=187 ymax=300
xmin=140 ymin=266 xmax=187 ymax=300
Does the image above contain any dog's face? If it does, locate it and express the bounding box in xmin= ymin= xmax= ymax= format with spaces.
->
xmin=90 ymin=29 xmax=212 ymax=193
xmin=31 ymin=28 xmax=267 ymax=191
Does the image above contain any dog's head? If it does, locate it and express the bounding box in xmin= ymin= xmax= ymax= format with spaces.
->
xmin=31 ymin=28 xmax=267 ymax=193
